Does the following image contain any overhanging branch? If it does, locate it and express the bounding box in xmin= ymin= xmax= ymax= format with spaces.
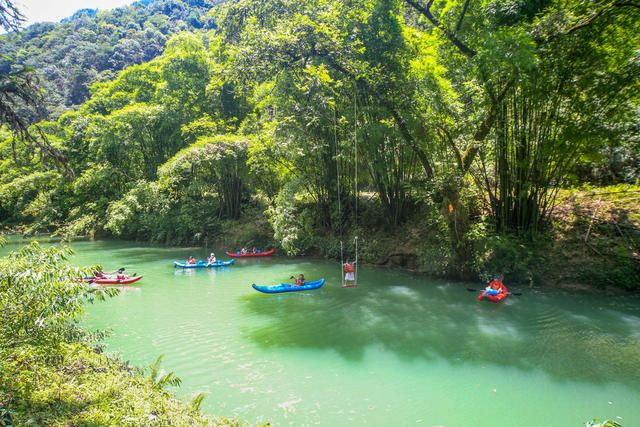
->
xmin=405 ymin=0 xmax=477 ymax=58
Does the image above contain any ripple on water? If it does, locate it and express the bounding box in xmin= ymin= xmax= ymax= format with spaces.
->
xmin=388 ymin=285 xmax=420 ymax=300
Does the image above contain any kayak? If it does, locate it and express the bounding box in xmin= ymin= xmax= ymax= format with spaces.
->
xmin=226 ymin=249 xmax=275 ymax=258
xmin=252 ymin=278 xmax=325 ymax=294
xmin=88 ymin=275 xmax=143 ymax=285
xmin=174 ymin=260 xmax=235 ymax=268
xmin=478 ymin=289 xmax=508 ymax=302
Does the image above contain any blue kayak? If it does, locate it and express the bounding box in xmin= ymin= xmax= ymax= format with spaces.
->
xmin=174 ymin=260 xmax=234 ymax=268
xmin=252 ymin=279 xmax=325 ymax=294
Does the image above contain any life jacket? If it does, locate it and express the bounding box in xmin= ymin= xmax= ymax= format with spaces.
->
xmin=344 ymin=264 xmax=355 ymax=273
xmin=491 ymin=281 xmax=507 ymax=293
xmin=296 ymin=278 xmax=304 ymax=286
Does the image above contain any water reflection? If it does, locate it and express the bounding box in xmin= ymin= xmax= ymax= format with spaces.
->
xmin=240 ymin=279 xmax=640 ymax=390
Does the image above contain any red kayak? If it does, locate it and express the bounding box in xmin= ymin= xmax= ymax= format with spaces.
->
xmin=85 ymin=275 xmax=143 ymax=285
xmin=226 ymin=249 xmax=275 ymax=257
xmin=478 ymin=290 xmax=508 ymax=302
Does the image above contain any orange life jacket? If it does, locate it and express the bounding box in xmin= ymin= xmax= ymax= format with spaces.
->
xmin=344 ymin=264 xmax=355 ymax=273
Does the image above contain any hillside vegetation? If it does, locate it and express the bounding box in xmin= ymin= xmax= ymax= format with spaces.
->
xmin=0 ymin=0 xmax=218 ymax=118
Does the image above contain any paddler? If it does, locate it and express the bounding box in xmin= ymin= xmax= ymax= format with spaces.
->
xmin=206 ymin=252 xmax=216 ymax=266
xmin=478 ymin=275 xmax=508 ymax=301
xmin=488 ymin=275 xmax=507 ymax=294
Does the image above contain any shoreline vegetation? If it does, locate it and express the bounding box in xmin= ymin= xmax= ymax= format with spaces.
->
xmin=4 ymin=184 xmax=639 ymax=293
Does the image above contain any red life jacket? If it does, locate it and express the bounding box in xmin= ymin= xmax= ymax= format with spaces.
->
xmin=491 ymin=280 xmax=507 ymax=293
xmin=344 ymin=264 xmax=355 ymax=273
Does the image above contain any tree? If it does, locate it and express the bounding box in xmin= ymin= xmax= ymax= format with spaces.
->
xmin=0 ymin=0 xmax=22 ymax=32
xmin=0 ymin=0 xmax=73 ymax=176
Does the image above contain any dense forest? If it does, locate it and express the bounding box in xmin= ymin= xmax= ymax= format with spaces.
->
xmin=1 ymin=0 xmax=639 ymax=288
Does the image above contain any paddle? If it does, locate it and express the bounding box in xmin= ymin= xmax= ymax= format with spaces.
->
xmin=467 ymin=287 xmax=522 ymax=296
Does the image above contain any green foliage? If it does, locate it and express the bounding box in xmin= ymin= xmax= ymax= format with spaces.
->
xmin=190 ymin=391 xmax=207 ymax=412
xmin=147 ymin=354 xmax=182 ymax=389
xmin=0 ymin=171 xmax=60 ymax=223
xmin=470 ymin=229 xmax=545 ymax=284
xmin=0 ymin=242 xmax=114 ymax=345
xmin=267 ymin=180 xmax=308 ymax=256
xmin=0 ymin=341 xmax=228 ymax=426
xmin=0 ymin=241 xmax=224 ymax=425
xmin=104 ymin=134 xmax=252 ymax=243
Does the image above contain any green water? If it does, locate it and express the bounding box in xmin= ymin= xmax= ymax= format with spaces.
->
xmin=4 ymin=238 xmax=640 ymax=426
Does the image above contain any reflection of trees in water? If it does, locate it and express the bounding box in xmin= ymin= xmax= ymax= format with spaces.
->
xmin=240 ymin=286 xmax=640 ymax=390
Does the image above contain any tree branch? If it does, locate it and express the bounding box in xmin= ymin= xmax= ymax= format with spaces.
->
xmin=404 ymin=0 xmax=477 ymax=57
xmin=0 ymin=0 xmax=25 ymax=32
xmin=566 ymin=0 xmax=638 ymax=35
xmin=455 ymin=0 xmax=471 ymax=34
xmin=437 ymin=124 xmax=462 ymax=170
xmin=1 ymin=66 xmax=74 ymax=177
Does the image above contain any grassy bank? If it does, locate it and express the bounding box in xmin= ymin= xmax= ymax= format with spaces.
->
xmin=0 ymin=341 xmax=236 ymax=426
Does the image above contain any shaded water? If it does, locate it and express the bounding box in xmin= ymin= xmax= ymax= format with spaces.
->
xmin=4 ymin=238 xmax=640 ymax=425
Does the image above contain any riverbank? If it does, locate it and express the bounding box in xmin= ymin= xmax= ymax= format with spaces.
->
xmin=0 ymin=340 xmax=238 ymax=426
xmin=3 ymin=185 xmax=639 ymax=292
xmin=358 ymin=185 xmax=640 ymax=291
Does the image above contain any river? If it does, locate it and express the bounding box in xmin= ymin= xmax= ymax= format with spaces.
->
xmin=3 ymin=238 xmax=640 ymax=426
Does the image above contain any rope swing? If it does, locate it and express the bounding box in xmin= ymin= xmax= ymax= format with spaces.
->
xmin=334 ymin=104 xmax=345 ymax=287
xmin=353 ymin=85 xmax=359 ymax=287
xmin=335 ymin=85 xmax=360 ymax=288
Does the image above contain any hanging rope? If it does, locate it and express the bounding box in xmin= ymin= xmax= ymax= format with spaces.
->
xmin=334 ymin=103 xmax=344 ymax=287
xmin=353 ymin=85 xmax=359 ymax=286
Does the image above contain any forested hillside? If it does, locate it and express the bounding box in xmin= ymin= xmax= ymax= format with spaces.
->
xmin=1 ymin=0 xmax=639 ymax=288
xmin=0 ymin=0 xmax=219 ymax=119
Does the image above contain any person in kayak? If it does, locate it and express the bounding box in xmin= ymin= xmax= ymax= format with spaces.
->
xmin=206 ymin=253 xmax=216 ymax=266
xmin=241 ymin=247 xmax=247 ymax=254
xmin=295 ymin=274 xmax=306 ymax=286
xmin=252 ymin=247 xmax=257 ymax=254
xmin=344 ymin=260 xmax=356 ymax=286
xmin=187 ymin=256 xmax=196 ymax=265
xmin=488 ymin=276 xmax=507 ymax=294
